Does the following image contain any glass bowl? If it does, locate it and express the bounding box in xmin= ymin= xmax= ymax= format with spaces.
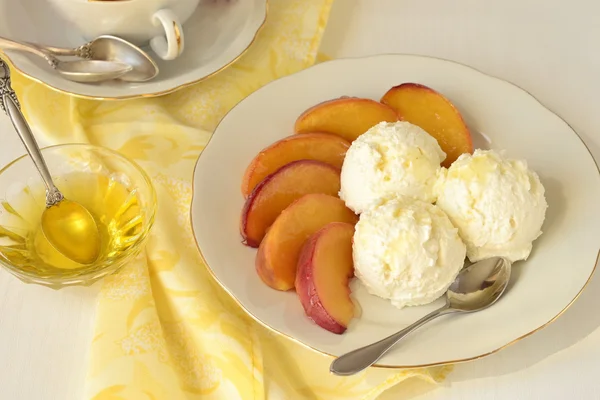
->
xmin=0 ymin=144 xmax=156 ymax=289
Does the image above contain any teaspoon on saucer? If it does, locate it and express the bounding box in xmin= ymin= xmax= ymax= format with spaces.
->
xmin=39 ymin=35 xmax=159 ymax=82
xmin=0 ymin=36 xmax=132 ymax=83
xmin=330 ymin=257 xmax=512 ymax=376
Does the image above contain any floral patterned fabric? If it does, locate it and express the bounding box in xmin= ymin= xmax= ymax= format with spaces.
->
xmin=8 ymin=0 xmax=451 ymax=398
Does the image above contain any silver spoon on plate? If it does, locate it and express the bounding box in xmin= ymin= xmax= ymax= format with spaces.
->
xmin=0 ymin=36 xmax=132 ymax=83
xmin=330 ymin=256 xmax=512 ymax=376
xmin=39 ymin=35 xmax=159 ymax=82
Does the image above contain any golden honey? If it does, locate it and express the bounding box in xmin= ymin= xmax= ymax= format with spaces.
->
xmin=0 ymin=172 xmax=145 ymax=277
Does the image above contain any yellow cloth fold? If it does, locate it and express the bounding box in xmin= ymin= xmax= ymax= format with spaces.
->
xmin=8 ymin=0 xmax=452 ymax=398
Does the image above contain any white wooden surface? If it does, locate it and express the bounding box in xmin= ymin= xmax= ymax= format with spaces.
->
xmin=0 ymin=130 xmax=101 ymax=400
xmin=1 ymin=0 xmax=600 ymax=399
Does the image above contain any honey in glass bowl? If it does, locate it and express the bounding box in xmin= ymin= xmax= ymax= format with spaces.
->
xmin=0 ymin=144 xmax=156 ymax=288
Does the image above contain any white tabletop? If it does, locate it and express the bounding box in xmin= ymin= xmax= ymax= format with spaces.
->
xmin=2 ymin=0 xmax=600 ymax=399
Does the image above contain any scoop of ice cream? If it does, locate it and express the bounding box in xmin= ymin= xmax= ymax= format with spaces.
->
xmin=339 ymin=121 xmax=446 ymax=214
xmin=353 ymin=197 xmax=466 ymax=309
xmin=435 ymin=149 xmax=547 ymax=262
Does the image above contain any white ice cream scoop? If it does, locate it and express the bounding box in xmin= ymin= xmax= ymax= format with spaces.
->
xmin=435 ymin=149 xmax=547 ymax=262
xmin=352 ymin=197 xmax=466 ymax=309
xmin=339 ymin=121 xmax=446 ymax=214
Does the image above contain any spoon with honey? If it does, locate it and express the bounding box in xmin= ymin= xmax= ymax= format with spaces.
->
xmin=0 ymin=59 xmax=100 ymax=265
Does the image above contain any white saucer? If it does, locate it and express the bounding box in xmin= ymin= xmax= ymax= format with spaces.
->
xmin=0 ymin=0 xmax=267 ymax=99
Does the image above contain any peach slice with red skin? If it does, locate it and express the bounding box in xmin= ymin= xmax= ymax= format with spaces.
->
xmin=380 ymin=83 xmax=473 ymax=167
xmin=294 ymin=97 xmax=399 ymax=142
xmin=240 ymin=160 xmax=341 ymax=248
xmin=295 ymin=222 xmax=355 ymax=334
xmin=241 ymin=133 xmax=350 ymax=197
xmin=255 ymin=193 xmax=358 ymax=291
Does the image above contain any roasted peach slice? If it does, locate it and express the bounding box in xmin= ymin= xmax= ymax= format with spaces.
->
xmin=241 ymin=160 xmax=341 ymax=248
xmin=296 ymin=222 xmax=355 ymax=334
xmin=380 ymin=83 xmax=473 ymax=167
xmin=256 ymin=194 xmax=358 ymax=291
xmin=241 ymin=133 xmax=349 ymax=197
xmin=294 ymin=97 xmax=398 ymax=142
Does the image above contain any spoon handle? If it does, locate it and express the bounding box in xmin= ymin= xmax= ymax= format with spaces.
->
xmin=0 ymin=37 xmax=58 ymax=69
xmin=330 ymin=301 xmax=456 ymax=376
xmin=0 ymin=59 xmax=63 ymax=205
xmin=35 ymin=43 xmax=92 ymax=60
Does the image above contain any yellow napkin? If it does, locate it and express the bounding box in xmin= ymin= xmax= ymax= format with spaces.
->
xmin=9 ymin=1 xmax=452 ymax=398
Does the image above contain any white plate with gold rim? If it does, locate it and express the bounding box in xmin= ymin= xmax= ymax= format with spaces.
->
xmin=191 ymin=54 xmax=600 ymax=368
xmin=0 ymin=0 xmax=267 ymax=100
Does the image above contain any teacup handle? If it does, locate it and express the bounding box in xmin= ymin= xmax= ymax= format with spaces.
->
xmin=150 ymin=9 xmax=184 ymax=61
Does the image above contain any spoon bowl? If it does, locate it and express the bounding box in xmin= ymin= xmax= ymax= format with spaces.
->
xmin=447 ymin=257 xmax=512 ymax=312
xmin=53 ymin=59 xmax=133 ymax=83
xmin=330 ymin=257 xmax=512 ymax=376
xmin=41 ymin=199 xmax=100 ymax=265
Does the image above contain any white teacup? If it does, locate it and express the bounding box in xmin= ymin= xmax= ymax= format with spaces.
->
xmin=47 ymin=0 xmax=200 ymax=60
